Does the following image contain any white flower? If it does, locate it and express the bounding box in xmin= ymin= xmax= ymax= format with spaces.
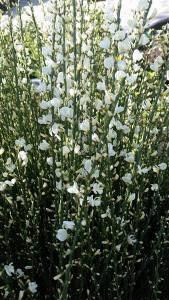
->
xmin=111 ymin=118 xmax=123 ymax=130
xmin=6 ymin=163 xmax=15 ymax=173
xmin=18 ymin=151 xmax=28 ymax=166
xmin=133 ymin=49 xmax=143 ymax=62
xmin=107 ymin=128 xmax=117 ymax=140
xmin=167 ymin=71 xmax=169 ymax=81
xmin=42 ymin=65 xmax=52 ymax=75
xmin=38 ymin=140 xmax=50 ymax=151
xmin=74 ymin=145 xmax=80 ymax=154
xmin=125 ymin=152 xmax=135 ymax=163
xmin=92 ymin=169 xmax=100 ymax=179
xmin=101 ymin=207 xmax=111 ymax=219
xmin=67 ymin=182 xmax=79 ymax=195
xmin=114 ymin=30 xmax=126 ymax=41
xmin=62 ymin=146 xmax=70 ymax=156
xmin=108 ymin=143 xmax=116 ymax=157
xmin=158 ymin=163 xmax=167 ymax=170
xmin=56 ymin=180 xmax=62 ymax=190
xmin=95 ymin=99 xmax=103 ymax=110
xmin=122 ymin=125 xmax=130 ymax=134
xmin=115 ymin=104 xmax=124 ymax=114
xmin=150 ymin=57 xmax=163 ymax=73
xmin=6 ymin=158 xmax=12 ymax=165
xmin=104 ymin=56 xmax=114 ymax=69
xmin=63 ymin=221 xmax=75 ymax=230
xmin=28 ymin=281 xmax=38 ymax=294
xmin=57 ymin=72 xmax=64 ymax=84
xmin=104 ymin=4 xmax=115 ymax=22
xmin=127 ymin=235 xmax=136 ymax=245
xmin=83 ymin=56 xmax=90 ymax=69
xmin=50 ymin=123 xmax=60 ymax=139
xmin=104 ymin=92 xmax=112 ymax=105
xmin=15 ymin=138 xmax=26 ymax=148
xmin=153 ymin=165 xmax=159 ymax=173
xmin=150 ymin=62 xmax=159 ymax=72
xmin=83 ymin=159 xmax=92 ymax=173
xmin=151 ymin=128 xmax=158 ymax=135
xmin=24 ymin=266 xmax=32 ymax=270
xmin=99 ymin=37 xmax=110 ymax=49
xmin=5 ymin=179 xmax=16 ymax=186
xmin=97 ymin=81 xmax=106 ymax=91
xmin=138 ymin=0 xmax=149 ymax=10
xmin=126 ymin=74 xmax=138 ymax=85
xmin=42 ymin=46 xmax=52 ymax=57
xmin=134 ymin=126 xmax=140 ymax=135
xmin=156 ymin=55 xmax=163 ymax=64
xmin=151 ymin=184 xmax=158 ymax=191
xmin=18 ymin=290 xmax=24 ymax=300
xmin=30 ymin=78 xmax=42 ymax=89
xmin=142 ymin=99 xmax=151 ymax=110
xmin=4 ymin=263 xmax=15 ymax=276
xmin=24 ymin=144 xmax=32 ymax=151
xmin=79 ymin=119 xmax=90 ymax=132
xmin=87 ymin=195 xmax=101 ymax=207
xmin=59 ymin=107 xmax=73 ymax=119
xmin=139 ymin=34 xmax=149 ymax=46
xmin=47 ymin=157 xmax=53 ymax=166
xmin=55 ymin=168 xmax=61 ymax=178
xmin=122 ymin=173 xmax=132 ymax=184
xmin=115 ymin=244 xmax=121 ymax=252
xmin=92 ymin=182 xmax=103 ymax=194
xmin=81 ymin=219 xmax=86 ymax=226
xmin=92 ymin=133 xmax=100 ymax=142
xmin=115 ymin=70 xmax=126 ymax=81
xmin=56 ymin=229 xmax=68 ymax=241
xmin=133 ymin=64 xmax=141 ymax=72
xmin=0 ymin=148 xmax=4 ymax=155
xmin=32 ymin=80 xmax=47 ymax=93
xmin=108 ymin=22 xmax=117 ymax=34
xmin=117 ymin=61 xmax=127 ymax=71
xmin=39 ymin=100 xmax=52 ymax=109
xmin=127 ymin=19 xmax=137 ymax=29
xmin=94 ymin=198 xmax=101 ymax=206
xmin=128 ymin=193 xmax=136 ymax=203
xmin=16 ymin=268 xmax=24 ymax=278
xmin=38 ymin=113 xmax=52 ymax=125
xmin=118 ymin=38 xmax=131 ymax=53
xmin=0 ymin=182 xmax=6 ymax=191
xmin=50 ymin=98 xmax=62 ymax=108
xmin=80 ymin=94 xmax=90 ymax=106
xmin=138 ymin=166 xmax=151 ymax=175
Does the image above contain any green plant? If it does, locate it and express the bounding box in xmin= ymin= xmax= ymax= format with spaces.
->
xmin=0 ymin=0 xmax=169 ymax=299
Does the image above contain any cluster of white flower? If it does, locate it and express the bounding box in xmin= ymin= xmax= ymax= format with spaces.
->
xmin=4 ymin=263 xmax=24 ymax=278
xmin=0 ymin=1 xmax=168 ymax=297
xmin=4 ymin=263 xmax=38 ymax=294
xmin=56 ymin=220 xmax=75 ymax=241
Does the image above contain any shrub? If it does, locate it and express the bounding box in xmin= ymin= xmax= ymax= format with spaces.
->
xmin=0 ymin=0 xmax=169 ymax=299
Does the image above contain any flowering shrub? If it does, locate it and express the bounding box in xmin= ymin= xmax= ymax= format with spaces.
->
xmin=0 ymin=0 xmax=169 ymax=299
